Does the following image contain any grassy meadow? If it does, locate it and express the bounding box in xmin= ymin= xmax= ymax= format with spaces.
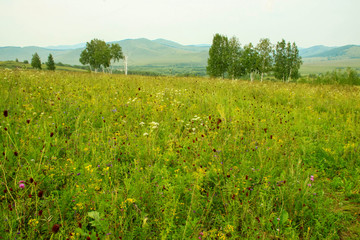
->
xmin=300 ymin=58 xmax=360 ymax=75
xmin=1 ymin=69 xmax=360 ymax=239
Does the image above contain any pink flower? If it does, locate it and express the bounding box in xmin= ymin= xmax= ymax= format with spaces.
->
xmin=307 ymin=184 xmax=311 ymax=187
xmin=310 ymin=175 xmax=314 ymax=181
xmin=19 ymin=183 xmax=25 ymax=189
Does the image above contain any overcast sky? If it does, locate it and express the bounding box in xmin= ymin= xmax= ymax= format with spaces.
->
xmin=0 ymin=0 xmax=359 ymax=47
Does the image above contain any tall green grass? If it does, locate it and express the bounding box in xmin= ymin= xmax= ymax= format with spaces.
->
xmin=0 ymin=69 xmax=359 ymax=239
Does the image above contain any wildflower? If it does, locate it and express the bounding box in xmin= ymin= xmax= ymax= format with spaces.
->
xmin=19 ymin=181 xmax=25 ymax=189
xmin=28 ymin=219 xmax=39 ymax=227
xmin=3 ymin=110 xmax=8 ymax=117
xmin=52 ymin=224 xmax=60 ymax=233
xmin=126 ymin=198 xmax=135 ymax=203
xmin=308 ymin=184 xmax=312 ymax=187
xmin=38 ymin=190 xmax=44 ymax=198
xmin=310 ymin=175 xmax=314 ymax=181
xmin=143 ymin=132 xmax=149 ymax=136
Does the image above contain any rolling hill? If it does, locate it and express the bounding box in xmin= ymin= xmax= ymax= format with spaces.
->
xmin=0 ymin=39 xmax=210 ymax=67
xmin=1 ymin=39 xmax=359 ymax=75
xmin=300 ymin=45 xmax=360 ymax=59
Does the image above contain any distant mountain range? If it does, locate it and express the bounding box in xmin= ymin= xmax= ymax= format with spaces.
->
xmin=0 ymin=38 xmax=359 ymax=67
xmin=0 ymin=38 xmax=211 ymax=66
xmin=299 ymin=45 xmax=360 ymax=59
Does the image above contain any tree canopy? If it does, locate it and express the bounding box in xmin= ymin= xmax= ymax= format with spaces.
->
xmin=206 ymin=34 xmax=303 ymax=81
xmin=31 ymin=52 xmax=42 ymax=70
xmin=273 ymin=40 xmax=302 ymax=82
xmin=206 ymin=34 xmax=229 ymax=78
xmin=80 ymin=39 xmax=124 ymax=72
xmin=46 ymin=54 xmax=56 ymax=71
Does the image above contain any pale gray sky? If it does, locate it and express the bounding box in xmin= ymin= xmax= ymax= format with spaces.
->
xmin=0 ymin=0 xmax=359 ymax=47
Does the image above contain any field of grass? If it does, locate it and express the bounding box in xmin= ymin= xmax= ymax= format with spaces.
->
xmin=1 ymin=69 xmax=360 ymax=239
xmin=0 ymin=61 xmax=87 ymax=72
xmin=300 ymin=58 xmax=360 ymax=75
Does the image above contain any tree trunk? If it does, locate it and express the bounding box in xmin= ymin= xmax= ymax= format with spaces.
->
xmin=288 ymin=69 xmax=292 ymax=82
xmin=124 ymin=56 xmax=128 ymax=76
xmin=250 ymin=72 xmax=255 ymax=82
xmin=261 ymin=72 xmax=264 ymax=82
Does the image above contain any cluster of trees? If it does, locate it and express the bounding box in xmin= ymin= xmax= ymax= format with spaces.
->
xmin=207 ymin=34 xmax=302 ymax=82
xmin=313 ymin=68 xmax=360 ymax=85
xmin=79 ymin=39 xmax=124 ymax=73
xmin=31 ymin=53 xmax=56 ymax=70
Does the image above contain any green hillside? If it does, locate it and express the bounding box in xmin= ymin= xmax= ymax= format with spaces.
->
xmin=112 ymin=38 xmax=209 ymax=66
xmin=0 ymin=46 xmax=81 ymax=65
xmin=313 ymin=45 xmax=360 ymax=59
xmin=0 ymin=39 xmax=209 ymax=67
xmin=1 ymin=39 xmax=360 ymax=75
xmin=300 ymin=58 xmax=360 ymax=74
xmin=0 ymin=61 xmax=87 ymax=72
xmin=299 ymin=45 xmax=335 ymax=58
xmin=300 ymin=45 xmax=360 ymax=59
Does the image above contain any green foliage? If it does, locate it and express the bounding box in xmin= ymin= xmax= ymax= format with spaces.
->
xmin=242 ymin=43 xmax=261 ymax=81
xmin=207 ymin=34 xmax=229 ymax=78
xmin=207 ymin=34 xmax=303 ymax=82
xmin=313 ymin=68 xmax=360 ymax=85
xmin=0 ymin=70 xmax=359 ymax=239
xmin=227 ymin=36 xmax=245 ymax=79
xmin=31 ymin=52 xmax=42 ymax=70
xmin=256 ymin=38 xmax=273 ymax=81
xmin=273 ymin=40 xmax=302 ymax=81
xmin=110 ymin=43 xmax=124 ymax=63
xmin=46 ymin=54 xmax=56 ymax=71
xmin=79 ymin=39 xmax=124 ymax=72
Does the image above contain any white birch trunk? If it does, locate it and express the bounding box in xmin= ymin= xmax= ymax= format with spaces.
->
xmin=288 ymin=69 xmax=292 ymax=82
xmin=250 ymin=72 xmax=255 ymax=82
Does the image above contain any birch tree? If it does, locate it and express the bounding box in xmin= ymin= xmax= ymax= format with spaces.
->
xmin=227 ymin=36 xmax=245 ymax=79
xmin=109 ymin=43 xmax=124 ymax=74
xmin=207 ymin=34 xmax=229 ymax=78
xmin=274 ymin=39 xmax=287 ymax=81
xmin=256 ymin=38 xmax=273 ymax=82
xmin=274 ymin=39 xmax=302 ymax=82
xmin=242 ymin=43 xmax=260 ymax=82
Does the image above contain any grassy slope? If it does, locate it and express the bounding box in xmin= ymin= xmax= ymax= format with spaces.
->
xmin=2 ymin=41 xmax=360 ymax=75
xmin=0 ymin=70 xmax=359 ymax=239
xmin=300 ymin=58 xmax=360 ymax=75
xmin=0 ymin=61 xmax=87 ymax=72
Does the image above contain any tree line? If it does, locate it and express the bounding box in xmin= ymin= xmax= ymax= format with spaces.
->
xmin=30 ymin=53 xmax=56 ymax=70
xmin=207 ymin=34 xmax=303 ymax=82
